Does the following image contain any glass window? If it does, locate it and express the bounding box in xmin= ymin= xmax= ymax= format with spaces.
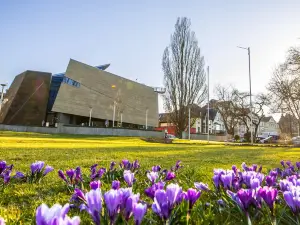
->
xmin=63 ymin=76 xmax=80 ymax=88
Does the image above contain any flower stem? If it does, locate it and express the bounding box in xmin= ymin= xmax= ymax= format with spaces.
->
xmin=271 ymin=216 xmax=277 ymax=225
xmin=186 ymin=210 xmax=191 ymax=225
xmin=246 ymin=212 xmax=252 ymax=225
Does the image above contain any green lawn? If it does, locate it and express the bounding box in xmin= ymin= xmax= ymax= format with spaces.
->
xmin=0 ymin=131 xmax=299 ymax=224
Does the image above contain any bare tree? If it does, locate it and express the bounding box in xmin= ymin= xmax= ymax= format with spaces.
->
xmin=214 ymin=85 xmax=239 ymax=136
xmin=268 ymin=57 xmax=300 ymax=130
xmin=214 ymin=85 xmax=270 ymax=138
xmin=162 ymin=17 xmax=207 ymax=137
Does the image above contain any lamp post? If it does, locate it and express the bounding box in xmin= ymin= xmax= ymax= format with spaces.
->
xmin=0 ymin=83 xmax=7 ymax=112
xmin=188 ymin=106 xmax=191 ymax=140
xmin=207 ymin=66 xmax=210 ymax=143
xmin=237 ymin=46 xmax=253 ymax=144
xmin=89 ymin=106 xmax=92 ymax=127
xmin=111 ymin=85 xmax=116 ymax=128
xmin=145 ymin=108 xmax=148 ymax=130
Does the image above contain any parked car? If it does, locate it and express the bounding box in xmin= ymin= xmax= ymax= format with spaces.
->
xmin=166 ymin=134 xmax=177 ymax=139
xmin=292 ymin=136 xmax=300 ymax=146
xmin=259 ymin=136 xmax=273 ymax=144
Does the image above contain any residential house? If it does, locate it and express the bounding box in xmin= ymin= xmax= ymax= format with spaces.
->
xmin=157 ymin=103 xmax=226 ymax=135
xmin=257 ymin=116 xmax=280 ymax=134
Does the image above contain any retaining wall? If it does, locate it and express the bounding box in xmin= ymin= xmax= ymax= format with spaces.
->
xmin=0 ymin=124 xmax=164 ymax=138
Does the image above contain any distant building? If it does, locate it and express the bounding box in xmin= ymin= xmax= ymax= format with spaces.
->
xmin=258 ymin=116 xmax=280 ymax=134
xmin=157 ymin=103 xmax=226 ymax=136
xmin=0 ymin=59 xmax=159 ymax=128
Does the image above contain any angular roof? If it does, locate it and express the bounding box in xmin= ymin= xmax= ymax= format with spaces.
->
xmin=53 ymin=63 xmax=110 ymax=77
xmin=261 ymin=116 xmax=272 ymax=122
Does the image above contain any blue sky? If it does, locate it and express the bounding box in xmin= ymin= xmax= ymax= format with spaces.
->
xmin=1 ymin=1 xmax=300 ymax=114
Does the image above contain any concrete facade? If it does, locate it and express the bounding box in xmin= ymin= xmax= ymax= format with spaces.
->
xmin=0 ymin=124 xmax=164 ymax=137
xmin=52 ymin=59 xmax=159 ymax=127
xmin=0 ymin=71 xmax=51 ymax=126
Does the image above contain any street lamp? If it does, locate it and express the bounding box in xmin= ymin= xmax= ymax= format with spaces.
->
xmin=89 ymin=106 xmax=93 ymax=127
xmin=237 ymin=46 xmax=253 ymax=144
xmin=112 ymin=85 xmax=116 ymax=128
xmin=0 ymin=83 xmax=8 ymax=112
xmin=207 ymin=66 xmax=210 ymax=143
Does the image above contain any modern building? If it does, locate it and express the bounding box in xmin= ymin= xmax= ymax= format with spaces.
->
xmin=0 ymin=70 xmax=51 ymax=126
xmin=0 ymin=59 xmax=159 ymax=129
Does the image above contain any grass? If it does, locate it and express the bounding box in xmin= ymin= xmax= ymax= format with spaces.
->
xmin=0 ymin=131 xmax=300 ymax=224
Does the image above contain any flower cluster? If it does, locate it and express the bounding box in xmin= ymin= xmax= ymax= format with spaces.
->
xmin=0 ymin=161 xmax=13 ymax=186
xmin=4 ymin=159 xmax=300 ymax=224
xmin=58 ymin=167 xmax=82 ymax=188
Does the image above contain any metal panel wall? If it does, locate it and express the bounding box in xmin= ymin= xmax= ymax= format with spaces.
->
xmin=52 ymin=59 xmax=159 ymax=127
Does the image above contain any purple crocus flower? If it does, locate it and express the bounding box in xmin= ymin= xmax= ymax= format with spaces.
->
xmin=122 ymin=160 xmax=130 ymax=169
xmin=133 ymin=203 xmax=147 ymax=225
xmin=152 ymin=189 xmax=171 ymax=220
xmin=152 ymin=165 xmax=161 ymax=172
xmin=220 ymin=170 xmax=234 ymax=189
xmin=90 ymin=180 xmax=101 ymax=190
xmin=133 ymin=160 xmax=140 ymax=170
xmin=66 ymin=169 xmax=75 ymax=182
xmin=0 ymin=161 xmax=7 ymax=174
xmin=14 ymin=171 xmax=25 ymax=179
xmin=281 ymin=160 xmax=285 ymax=168
xmin=0 ymin=217 xmax=4 ymax=225
xmin=43 ymin=166 xmax=54 ymax=176
xmin=217 ymin=199 xmax=225 ymax=207
xmin=58 ymin=170 xmax=67 ymax=182
xmin=250 ymin=178 xmax=261 ymax=190
xmin=147 ymin=171 xmax=158 ymax=183
xmin=119 ymin=187 xmax=133 ymax=210
xmin=174 ymin=160 xmax=182 ymax=171
xmin=3 ymin=170 xmax=11 ymax=184
xmin=31 ymin=161 xmax=45 ymax=173
xmin=110 ymin=161 xmax=116 ymax=170
xmin=194 ymin=182 xmax=210 ymax=191
xmin=232 ymin=165 xmax=237 ymax=174
xmin=75 ymin=167 xmax=82 ymax=181
xmin=296 ymin=162 xmax=300 ymax=170
xmin=124 ymin=194 xmax=140 ymax=220
xmin=286 ymin=161 xmax=292 ymax=167
xmin=183 ymin=188 xmax=201 ymax=209
xmin=124 ymin=170 xmax=135 ymax=187
xmin=279 ymin=179 xmax=292 ymax=192
xmin=213 ymin=169 xmax=225 ymax=188
xmin=166 ymin=183 xmax=183 ymax=206
xmin=165 ymin=171 xmax=175 ymax=181
xmin=112 ymin=180 xmax=120 ymax=190
xmin=36 ymin=203 xmax=80 ymax=225
xmin=80 ymin=188 xmax=102 ymax=225
xmin=242 ymin=162 xmax=249 ymax=171
xmin=72 ymin=188 xmax=86 ymax=202
xmin=236 ymin=189 xmax=254 ymax=211
xmin=145 ymin=182 xmax=165 ymax=199
xmin=266 ymin=175 xmax=277 ymax=187
xmin=258 ymin=186 xmax=278 ymax=211
xmin=252 ymin=164 xmax=258 ymax=172
xmin=104 ymin=189 xmax=122 ymax=223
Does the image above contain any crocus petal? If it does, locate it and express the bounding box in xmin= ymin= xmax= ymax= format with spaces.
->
xmin=133 ymin=203 xmax=147 ymax=225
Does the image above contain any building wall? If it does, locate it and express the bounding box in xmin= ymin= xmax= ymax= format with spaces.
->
xmin=0 ymin=71 xmax=51 ymax=126
xmin=52 ymin=59 xmax=159 ymax=127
